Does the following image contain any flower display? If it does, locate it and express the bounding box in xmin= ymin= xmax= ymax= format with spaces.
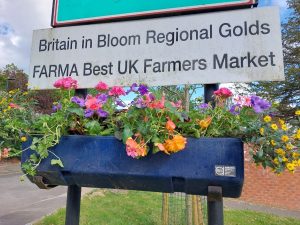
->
xmin=1 ymin=77 xmax=299 ymax=176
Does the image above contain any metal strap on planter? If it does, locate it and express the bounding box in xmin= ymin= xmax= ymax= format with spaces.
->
xmin=32 ymin=176 xmax=57 ymax=189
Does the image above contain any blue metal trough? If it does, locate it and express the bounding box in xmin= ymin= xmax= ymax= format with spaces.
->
xmin=22 ymin=136 xmax=244 ymax=198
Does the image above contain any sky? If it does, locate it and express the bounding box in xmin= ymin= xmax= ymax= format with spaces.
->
xmin=0 ymin=0 xmax=290 ymax=73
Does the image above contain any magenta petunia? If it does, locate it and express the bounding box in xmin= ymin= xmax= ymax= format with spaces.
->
xmin=108 ymin=86 xmax=126 ymax=96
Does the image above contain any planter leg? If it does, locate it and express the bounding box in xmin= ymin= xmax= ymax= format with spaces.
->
xmin=65 ymin=185 xmax=81 ymax=225
xmin=207 ymin=186 xmax=223 ymax=225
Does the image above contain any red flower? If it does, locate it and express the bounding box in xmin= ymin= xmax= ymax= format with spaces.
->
xmin=214 ymin=88 xmax=233 ymax=98
xmin=95 ymin=82 xmax=108 ymax=91
xmin=9 ymin=103 xmax=20 ymax=109
xmin=108 ymin=86 xmax=126 ymax=96
xmin=85 ymin=96 xmax=102 ymax=111
xmin=53 ymin=77 xmax=78 ymax=89
xmin=148 ymin=96 xmax=165 ymax=109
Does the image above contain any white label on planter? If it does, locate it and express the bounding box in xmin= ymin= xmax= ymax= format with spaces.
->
xmin=215 ymin=165 xmax=236 ymax=177
xmin=29 ymin=7 xmax=284 ymax=90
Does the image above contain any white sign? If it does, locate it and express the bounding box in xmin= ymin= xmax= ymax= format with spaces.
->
xmin=29 ymin=7 xmax=284 ymax=90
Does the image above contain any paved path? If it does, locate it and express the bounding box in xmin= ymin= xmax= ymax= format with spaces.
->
xmin=224 ymin=198 xmax=300 ymax=220
xmin=0 ymin=162 xmax=67 ymax=225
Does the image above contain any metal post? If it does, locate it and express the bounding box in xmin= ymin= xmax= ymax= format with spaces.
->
xmin=207 ymin=186 xmax=223 ymax=225
xmin=64 ymin=88 xmax=86 ymax=225
xmin=204 ymin=84 xmax=223 ymax=225
xmin=65 ymin=185 xmax=81 ymax=225
xmin=204 ymin=84 xmax=219 ymax=104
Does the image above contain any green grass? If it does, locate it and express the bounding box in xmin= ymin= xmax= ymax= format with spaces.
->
xmin=35 ymin=190 xmax=300 ymax=225
xmin=224 ymin=209 xmax=300 ymax=225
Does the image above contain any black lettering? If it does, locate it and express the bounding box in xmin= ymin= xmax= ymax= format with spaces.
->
xmin=213 ymin=54 xmax=228 ymax=69
xmin=39 ymin=39 xmax=47 ymax=52
xmin=33 ymin=65 xmax=40 ymax=78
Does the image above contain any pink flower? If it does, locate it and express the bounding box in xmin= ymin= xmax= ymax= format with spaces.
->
xmin=108 ymin=86 xmax=126 ymax=96
xmin=95 ymin=82 xmax=108 ymax=91
xmin=53 ymin=77 xmax=78 ymax=89
xmin=234 ymin=96 xmax=252 ymax=107
xmin=125 ymin=138 xmax=147 ymax=158
xmin=1 ymin=148 xmax=10 ymax=158
xmin=9 ymin=103 xmax=20 ymax=109
xmin=85 ymin=96 xmax=102 ymax=111
xmin=170 ymin=100 xmax=182 ymax=108
xmin=214 ymin=88 xmax=233 ymax=98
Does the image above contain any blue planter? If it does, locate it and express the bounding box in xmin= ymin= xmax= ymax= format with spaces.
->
xmin=22 ymin=136 xmax=244 ymax=198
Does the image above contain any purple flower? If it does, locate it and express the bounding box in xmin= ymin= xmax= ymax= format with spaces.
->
xmin=52 ymin=103 xmax=62 ymax=112
xmin=130 ymin=83 xmax=139 ymax=92
xmin=134 ymin=98 xmax=146 ymax=108
xmin=97 ymin=109 xmax=109 ymax=117
xmin=84 ymin=109 xmax=94 ymax=118
xmin=116 ymin=98 xmax=126 ymax=107
xmin=229 ymin=104 xmax=242 ymax=115
xmin=71 ymin=96 xmax=85 ymax=107
xmin=138 ymin=85 xmax=148 ymax=95
xmin=97 ymin=94 xmax=108 ymax=104
xmin=251 ymin=96 xmax=271 ymax=113
xmin=199 ymin=103 xmax=209 ymax=109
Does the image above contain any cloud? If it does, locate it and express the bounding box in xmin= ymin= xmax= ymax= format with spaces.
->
xmin=0 ymin=0 xmax=52 ymax=72
xmin=0 ymin=23 xmax=14 ymax=36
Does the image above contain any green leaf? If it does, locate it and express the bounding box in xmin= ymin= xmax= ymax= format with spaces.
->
xmin=85 ymin=121 xmax=101 ymax=135
xmin=51 ymin=159 xmax=64 ymax=168
xmin=122 ymin=126 xmax=133 ymax=143
xmin=67 ymin=108 xmax=84 ymax=117
xmin=257 ymin=149 xmax=264 ymax=158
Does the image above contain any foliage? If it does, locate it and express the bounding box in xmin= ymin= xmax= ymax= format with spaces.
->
xmin=0 ymin=88 xmax=36 ymax=159
xmin=234 ymin=0 xmax=300 ymax=122
xmin=0 ymin=78 xmax=299 ymax=176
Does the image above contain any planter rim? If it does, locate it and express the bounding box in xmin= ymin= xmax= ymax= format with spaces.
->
xmin=54 ymin=135 xmax=243 ymax=142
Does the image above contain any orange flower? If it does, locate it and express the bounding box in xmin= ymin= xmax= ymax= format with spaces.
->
xmin=163 ymin=135 xmax=187 ymax=153
xmin=198 ymin=117 xmax=212 ymax=129
xmin=155 ymin=143 xmax=168 ymax=154
xmin=166 ymin=119 xmax=176 ymax=132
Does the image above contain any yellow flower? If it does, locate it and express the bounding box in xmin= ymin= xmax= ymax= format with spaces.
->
xmin=275 ymin=148 xmax=285 ymax=156
xmin=292 ymin=152 xmax=300 ymax=159
xmin=23 ymin=92 xmax=28 ymax=96
xmin=270 ymin=140 xmax=276 ymax=146
xmin=273 ymin=158 xmax=279 ymax=165
xmin=7 ymin=106 xmax=11 ymax=110
xmin=281 ymin=135 xmax=289 ymax=142
xmin=286 ymin=143 xmax=293 ymax=150
xmin=278 ymin=119 xmax=285 ymax=125
xmin=281 ymin=124 xmax=288 ymax=131
xmin=282 ymin=157 xmax=288 ymax=162
xmin=198 ymin=117 xmax=212 ymax=129
xmin=271 ymin=124 xmax=278 ymax=131
xmin=259 ymin=128 xmax=264 ymax=135
xmin=20 ymin=136 xmax=27 ymax=142
xmin=286 ymin=163 xmax=295 ymax=172
xmin=263 ymin=115 xmax=272 ymax=123
xmin=296 ymin=110 xmax=300 ymax=116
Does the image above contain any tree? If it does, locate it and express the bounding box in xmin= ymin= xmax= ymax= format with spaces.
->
xmin=235 ymin=0 xmax=299 ymax=121
xmin=0 ymin=63 xmax=27 ymax=91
